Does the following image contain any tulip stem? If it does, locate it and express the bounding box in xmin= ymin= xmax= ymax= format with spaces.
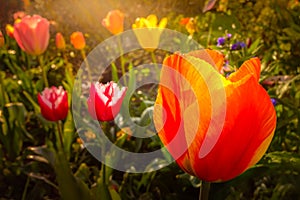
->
xmin=38 ymin=55 xmax=49 ymax=88
xmin=199 ymin=181 xmax=211 ymax=200
xmin=117 ymin=35 xmax=127 ymax=85
xmin=80 ymin=50 xmax=92 ymax=83
xmin=150 ymin=51 xmax=160 ymax=81
xmin=56 ymin=120 xmax=65 ymax=152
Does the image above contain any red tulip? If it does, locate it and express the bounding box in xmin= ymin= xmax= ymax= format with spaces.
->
xmin=38 ymin=86 xmax=68 ymax=122
xmin=154 ymin=49 xmax=276 ymax=182
xmin=87 ymin=82 xmax=127 ymax=121
xmin=70 ymin=31 xmax=86 ymax=50
xmin=13 ymin=15 xmax=50 ymax=55
xmin=102 ymin=10 xmax=124 ymax=35
xmin=55 ymin=32 xmax=66 ymax=50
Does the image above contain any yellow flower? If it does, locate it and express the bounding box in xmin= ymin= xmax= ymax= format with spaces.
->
xmin=132 ymin=14 xmax=167 ymax=29
xmin=132 ymin=14 xmax=167 ymax=50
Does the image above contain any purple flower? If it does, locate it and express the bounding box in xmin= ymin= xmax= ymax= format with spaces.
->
xmin=231 ymin=41 xmax=246 ymax=50
xmin=271 ymin=98 xmax=277 ymax=106
xmin=217 ymin=37 xmax=225 ymax=46
xmin=240 ymin=42 xmax=246 ymax=48
xmin=227 ymin=33 xmax=232 ymax=39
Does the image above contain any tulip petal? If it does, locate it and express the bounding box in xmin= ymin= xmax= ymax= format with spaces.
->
xmin=188 ymin=49 xmax=224 ymax=72
xmin=155 ymin=53 xmax=227 ymax=176
xmin=38 ymin=93 xmax=56 ymax=121
xmin=191 ymin=75 xmax=276 ymax=182
xmin=87 ymin=84 xmax=98 ymax=119
xmin=228 ymin=57 xmax=261 ymax=82
xmin=158 ymin=17 xmax=168 ymax=29
xmin=146 ymin=14 xmax=158 ymax=27
xmin=54 ymin=91 xmax=68 ymax=120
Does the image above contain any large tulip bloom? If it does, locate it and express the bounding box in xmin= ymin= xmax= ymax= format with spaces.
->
xmin=13 ymin=15 xmax=50 ymax=55
xmin=154 ymin=49 xmax=276 ymax=182
xmin=102 ymin=10 xmax=124 ymax=35
xmin=38 ymin=86 xmax=68 ymax=122
xmin=87 ymin=82 xmax=127 ymax=121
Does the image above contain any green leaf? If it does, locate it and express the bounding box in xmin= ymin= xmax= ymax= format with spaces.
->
xmin=1 ymin=102 xmax=26 ymax=159
xmin=109 ymin=188 xmax=121 ymax=200
xmin=91 ymin=181 xmax=112 ymax=200
xmin=63 ymin=111 xmax=75 ymax=160
xmin=27 ymin=145 xmax=55 ymax=166
xmin=54 ymin=151 xmax=92 ymax=200
xmin=23 ymin=90 xmax=40 ymax=114
xmin=264 ymin=151 xmax=300 ymax=170
xmin=75 ymin=163 xmax=91 ymax=183
xmin=247 ymin=38 xmax=262 ymax=55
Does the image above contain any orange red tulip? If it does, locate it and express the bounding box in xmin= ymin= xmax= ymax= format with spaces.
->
xmin=102 ymin=10 xmax=124 ymax=35
xmin=154 ymin=49 xmax=276 ymax=182
xmin=70 ymin=31 xmax=86 ymax=50
xmin=13 ymin=15 xmax=50 ymax=55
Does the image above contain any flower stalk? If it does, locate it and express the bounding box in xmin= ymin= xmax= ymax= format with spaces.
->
xmin=56 ymin=120 xmax=65 ymax=151
xmin=80 ymin=49 xmax=92 ymax=82
xmin=38 ymin=55 xmax=49 ymax=88
xmin=199 ymin=181 xmax=211 ymax=200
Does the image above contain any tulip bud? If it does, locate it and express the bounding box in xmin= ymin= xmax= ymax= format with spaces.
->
xmin=5 ymin=24 xmax=14 ymax=38
xmin=13 ymin=15 xmax=50 ymax=55
xmin=102 ymin=10 xmax=124 ymax=35
xmin=38 ymin=86 xmax=68 ymax=121
xmin=55 ymin=32 xmax=66 ymax=50
xmin=87 ymin=82 xmax=127 ymax=121
xmin=70 ymin=31 xmax=86 ymax=50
